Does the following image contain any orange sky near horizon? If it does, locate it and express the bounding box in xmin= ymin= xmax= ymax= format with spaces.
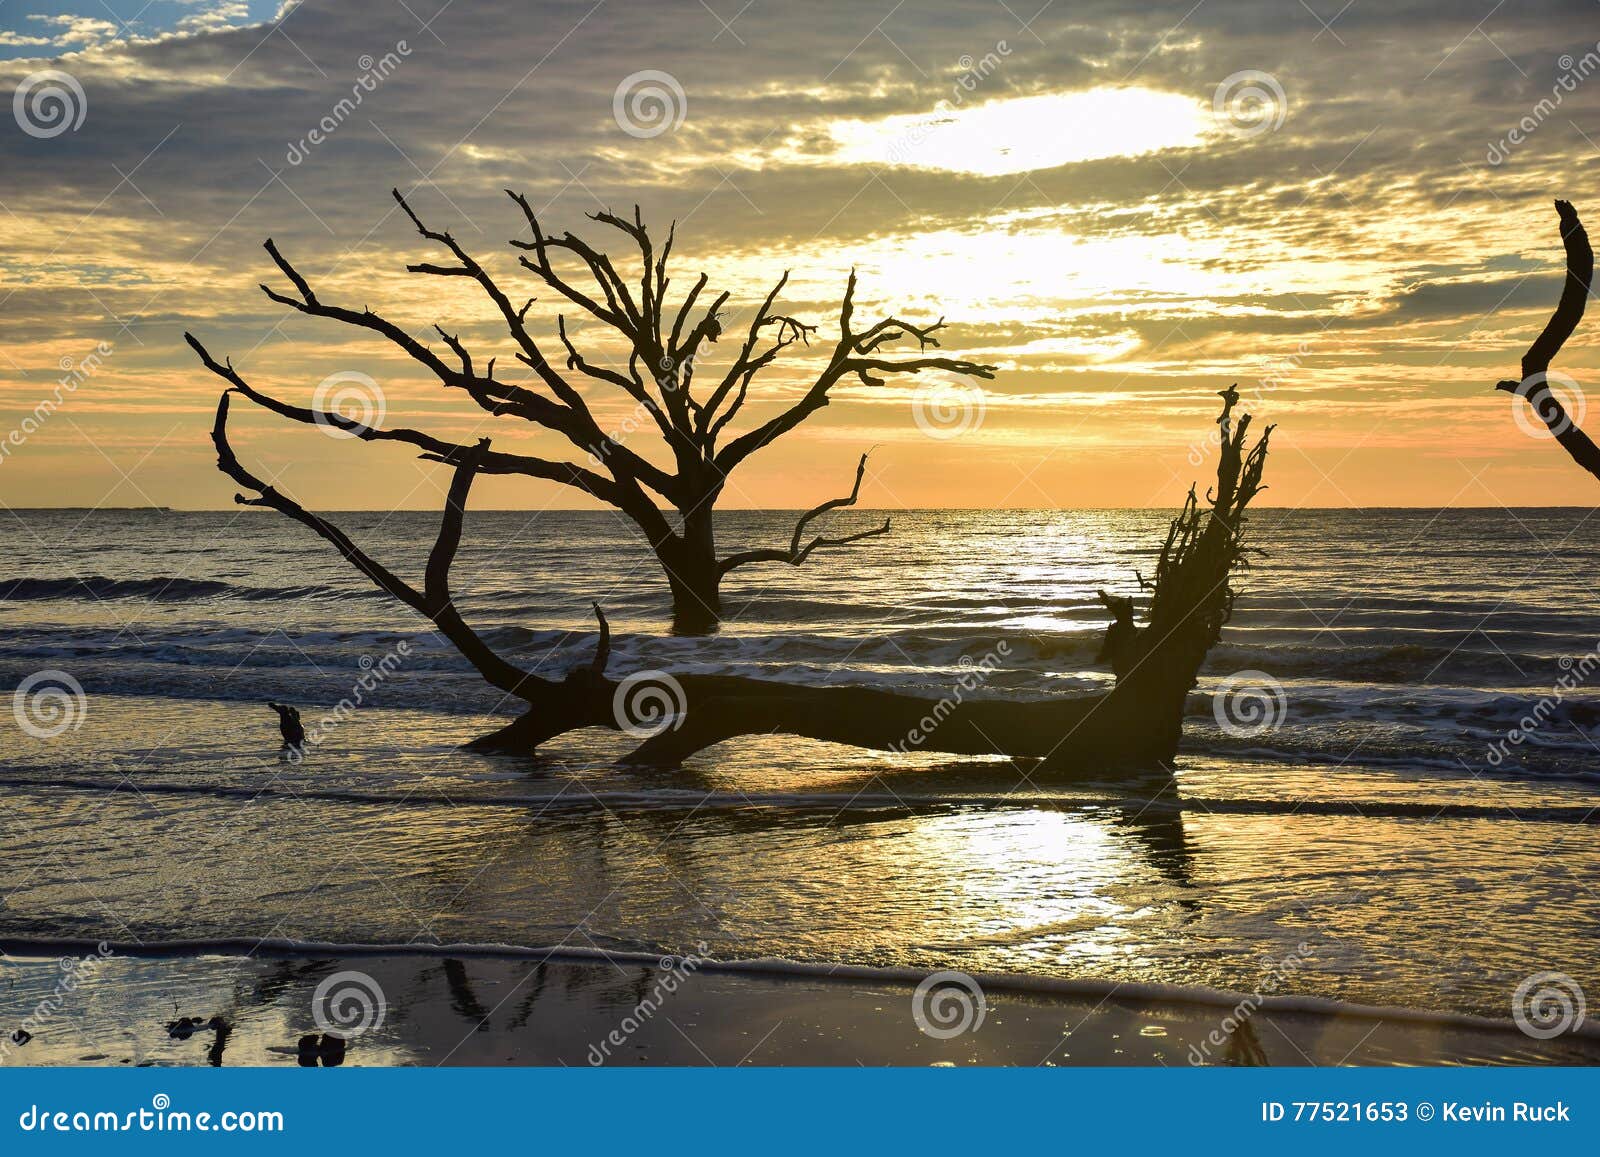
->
xmin=3 ymin=0 xmax=1599 ymax=513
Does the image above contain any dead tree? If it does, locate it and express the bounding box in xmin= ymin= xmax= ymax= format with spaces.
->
xmin=204 ymin=379 xmax=1270 ymax=772
xmin=187 ymin=191 xmax=994 ymax=633
xmin=1495 ymin=199 xmax=1600 ymax=481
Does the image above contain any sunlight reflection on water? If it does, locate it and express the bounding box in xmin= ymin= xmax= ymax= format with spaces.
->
xmin=3 ymin=510 xmax=1600 ymax=1020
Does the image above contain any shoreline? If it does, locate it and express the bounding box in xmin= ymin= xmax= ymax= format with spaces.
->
xmin=6 ymin=940 xmax=1593 ymax=1056
xmin=5 ymin=773 xmax=1599 ymax=824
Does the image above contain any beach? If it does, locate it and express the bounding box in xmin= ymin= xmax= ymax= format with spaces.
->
xmin=8 ymin=946 xmax=1600 ymax=1067
xmin=3 ymin=507 xmax=1599 ymax=1063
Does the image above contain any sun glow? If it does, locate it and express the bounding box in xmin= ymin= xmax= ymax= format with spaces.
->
xmin=822 ymin=88 xmax=1212 ymax=175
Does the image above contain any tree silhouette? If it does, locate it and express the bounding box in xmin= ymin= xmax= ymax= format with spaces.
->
xmin=202 ymin=372 xmax=1270 ymax=766
xmin=186 ymin=190 xmax=994 ymax=633
xmin=1496 ymin=199 xmax=1600 ymax=481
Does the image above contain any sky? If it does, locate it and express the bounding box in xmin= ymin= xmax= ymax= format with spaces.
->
xmin=2 ymin=0 xmax=1599 ymax=511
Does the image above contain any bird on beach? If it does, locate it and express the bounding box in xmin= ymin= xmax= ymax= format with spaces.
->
xmin=266 ymin=702 xmax=306 ymax=751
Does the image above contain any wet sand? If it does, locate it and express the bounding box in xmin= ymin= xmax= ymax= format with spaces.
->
xmin=4 ymin=946 xmax=1597 ymax=1068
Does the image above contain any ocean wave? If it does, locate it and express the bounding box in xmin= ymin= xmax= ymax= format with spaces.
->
xmin=2 ymin=603 xmax=1589 ymax=688
xmin=1206 ymin=638 xmax=1593 ymax=684
xmin=2 ymin=774 xmax=1596 ymax=822
xmin=0 ymin=575 xmax=377 ymax=603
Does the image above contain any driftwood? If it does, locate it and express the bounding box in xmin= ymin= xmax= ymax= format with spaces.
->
xmin=266 ymin=702 xmax=306 ymax=750
xmin=1495 ymin=199 xmax=1600 ymax=481
xmin=206 ymin=381 xmax=1271 ymax=772
xmin=186 ymin=191 xmax=993 ymax=633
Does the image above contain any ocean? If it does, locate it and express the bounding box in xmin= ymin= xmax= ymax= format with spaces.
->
xmin=2 ymin=506 xmax=1598 ymax=1024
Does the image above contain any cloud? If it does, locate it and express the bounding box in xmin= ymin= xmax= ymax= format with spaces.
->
xmin=1 ymin=0 xmax=1597 ymax=507
xmin=13 ymin=14 xmax=122 ymax=49
xmin=177 ymin=3 xmax=254 ymax=35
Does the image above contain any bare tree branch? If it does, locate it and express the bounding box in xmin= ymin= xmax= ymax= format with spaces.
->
xmin=507 ymin=190 xmax=638 ymax=332
xmin=588 ymin=602 xmax=611 ymax=675
xmin=1495 ymin=199 xmax=1600 ymax=484
xmin=194 ymin=189 xmax=994 ymax=633
xmin=391 ymin=188 xmax=682 ymax=501
xmin=696 ymin=275 xmax=816 ymax=436
xmin=1096 ymin=385 xmax=1273 ymax=695
xmin=209 ymin=391 xmax=548 ymax=701
xmin=184 ymin=332 xmax=627 ymax=503
xmin=715 ymin=271 xmax=996 ymax=473
xmin=719 ymin=451 xmax=890 ymax=575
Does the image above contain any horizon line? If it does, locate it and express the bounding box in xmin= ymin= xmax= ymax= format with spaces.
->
xmin=8 ymin=504 xmax=1600 ymax=514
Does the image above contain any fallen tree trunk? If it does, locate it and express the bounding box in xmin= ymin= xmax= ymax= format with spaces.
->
xmin=478 ymin=673 xmax=1176 ymax=773
xmin=211 ymin=384 xmax=1270 ymax=772
xmin=470 ymin=387 xmax=1272 ymax=771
